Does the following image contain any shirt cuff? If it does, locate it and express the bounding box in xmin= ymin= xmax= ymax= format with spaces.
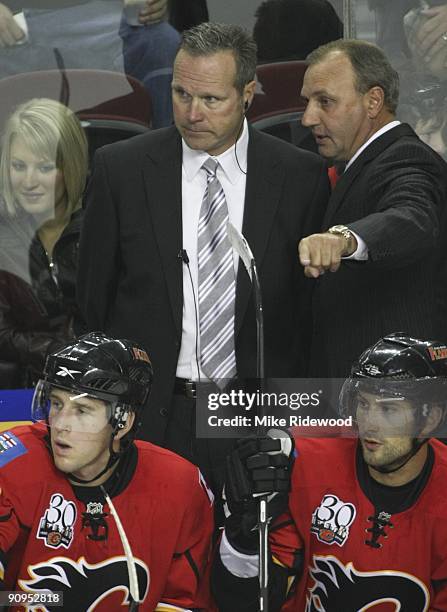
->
xmin=342 ymin=230 xmax=368 ymax=260
xmin=220 ymin=530 xmax=259 ymax=578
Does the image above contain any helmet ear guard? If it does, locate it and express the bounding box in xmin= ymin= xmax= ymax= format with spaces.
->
xmin=110 ymin=404 xmax=132 ymax=432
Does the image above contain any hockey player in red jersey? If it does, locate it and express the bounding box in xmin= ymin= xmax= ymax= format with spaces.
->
xmin=0 ymin=332 xmax=214 ymax=611
xmin=212 ymin=333 xmax=447 ymax=611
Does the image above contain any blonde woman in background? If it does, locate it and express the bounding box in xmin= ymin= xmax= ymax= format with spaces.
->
xmin=0 ymin=98 xmax=88 ymax=388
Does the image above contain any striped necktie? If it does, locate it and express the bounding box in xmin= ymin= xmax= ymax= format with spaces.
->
xmin=198 ymin=158 xmax=237 ymax=384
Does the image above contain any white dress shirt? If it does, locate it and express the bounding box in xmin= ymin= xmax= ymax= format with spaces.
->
xmin=344 ymin=120 xmax=401 ymax=260
xmin=176 ymin=120 xmax=249 ymax=380
xmin=345 ymin=120 xmax=401 ymax=171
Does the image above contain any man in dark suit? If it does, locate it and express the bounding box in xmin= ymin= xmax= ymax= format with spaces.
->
xmin=77 ymin=22 xmax=329 ymax=491
xmin=298 ymin=39 xmax=447 ymax=378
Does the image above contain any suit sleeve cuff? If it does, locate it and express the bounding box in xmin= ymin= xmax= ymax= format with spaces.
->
xmin=342 ymin=230 xmax=368 ymax=260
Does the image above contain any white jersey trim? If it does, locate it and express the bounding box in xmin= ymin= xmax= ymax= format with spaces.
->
xmin=155 ymin=603 xmax=193 ymax=611
xmin=220 ymin=530 xmax=259 ymax=578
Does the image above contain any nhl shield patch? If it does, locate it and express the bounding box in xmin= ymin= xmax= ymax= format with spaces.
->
xmin=311 ymin=494 xmax=356 ymax=546
xmin=0 ymin=431 xmax=28 ymax=467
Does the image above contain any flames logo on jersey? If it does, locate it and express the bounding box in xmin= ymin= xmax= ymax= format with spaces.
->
xmin=305 ymin=555 xmax=429 ymax=611
xmin=19 ymin=556 xmax=149 ymax=611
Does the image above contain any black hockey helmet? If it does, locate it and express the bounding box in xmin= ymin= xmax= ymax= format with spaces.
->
xmin=340 ymin=332 xmax=447 ymax=435
xmin=32 ymin=332 xmax=153 ymax=436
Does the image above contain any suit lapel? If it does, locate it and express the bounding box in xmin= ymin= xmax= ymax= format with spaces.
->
xmin=143 ymin=127 xmax=183 ymax=340
xmin=323 ymin=123 xmax=416 ymax=227
xmin=235 ymin=128 xmax=284 ymax=336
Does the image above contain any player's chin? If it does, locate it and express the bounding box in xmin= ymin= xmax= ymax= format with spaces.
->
xmin=52 ymin=455 xmax=70 ymax=470
xmin=52 ymin=451 xmax=76 ymax=473
xmin=360 ymin=442 xmax=385 ymax=464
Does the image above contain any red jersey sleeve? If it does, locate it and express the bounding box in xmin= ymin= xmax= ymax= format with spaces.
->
xmin=0 ymin=484 xmax=21 ymax=588
xmin=155 ymin=468 xmax=214 ymax=611
xmin=0 ymin=426 xmax=50 ymax=588
xmin=430 ymin=531 xmax=447 ymax=611
xmin=270 ymin=511 xmax=303 ymax=572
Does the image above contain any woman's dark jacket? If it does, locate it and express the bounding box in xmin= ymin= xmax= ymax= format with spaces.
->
xmin=0 ymin=207 xmax=82 ymax=388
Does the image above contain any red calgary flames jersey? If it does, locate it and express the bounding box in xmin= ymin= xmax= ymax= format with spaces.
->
xmin=0 ymin=424 xmax=214 ymax=611
xmin=274 ymin=437 xmax=447 ymax=612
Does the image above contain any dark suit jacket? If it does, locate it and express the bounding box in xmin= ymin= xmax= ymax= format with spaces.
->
xmin=310 ymin=123 xmax=447 ymax=378
xmin=77 ymin=125 xmax=329 ymax=443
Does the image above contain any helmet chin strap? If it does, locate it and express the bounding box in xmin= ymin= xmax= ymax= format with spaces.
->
xmin=370 ymin=437 xmax=428 ymax=474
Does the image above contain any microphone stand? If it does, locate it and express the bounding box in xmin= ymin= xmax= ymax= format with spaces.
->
xmin=227 ymin=223 xmax=269 ymax=612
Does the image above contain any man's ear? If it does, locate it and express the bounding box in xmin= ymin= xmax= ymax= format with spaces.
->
xmin=243 ymin=79 xmax=256 ymax=110
xmin=365 ymin=86 xmax=385 ymax=119
xmin=420 ymin=405 xmax=444 ymax=437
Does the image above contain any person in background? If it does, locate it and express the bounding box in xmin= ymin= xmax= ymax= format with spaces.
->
xmin=251 ymin=0 xmax=343 ymax=151
xmin=403 ymin=1 xmax=447 ymax=155
xmin=0 ymin=0 xmax=201 ymax=127
xmin=253 ymin=0 xmax=343 ymax=63
xmin=368 ymin=0 xmax=447 ymax=77
xmin=368 ymin=0 xmax=447 ymax=159
xmin=0 ymin=98 xmax=88 ymax=388
xmin=168 ymin=0 xmax=208 ymax=32
xmin=404 ymin=1 xmax=447 ymax=82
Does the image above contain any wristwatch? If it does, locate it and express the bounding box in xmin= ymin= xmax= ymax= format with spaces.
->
xmin=327 ymin=225 xmax=355 ymax=255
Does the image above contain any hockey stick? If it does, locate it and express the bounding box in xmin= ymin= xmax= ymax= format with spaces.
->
xmin=227 ymin=222 xmax=269 ymax=612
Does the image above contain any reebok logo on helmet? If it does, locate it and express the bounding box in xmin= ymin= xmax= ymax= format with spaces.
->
xmin=56 ymin=367 xmax=81 ymax=379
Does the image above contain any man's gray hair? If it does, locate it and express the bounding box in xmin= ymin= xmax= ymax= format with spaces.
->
xmin=179 ymin=22 xmax=257 ymax=93
xmin=307 ymin=39 xmax=399 ymax=114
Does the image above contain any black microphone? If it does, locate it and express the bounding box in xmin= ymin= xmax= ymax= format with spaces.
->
xmin=177 ymin=249 xmax=189 ymax=264
xmin=178 ymin=248 xmax=201 ymax=382
xmin=235 ymin=104 xmax=247 ymax=176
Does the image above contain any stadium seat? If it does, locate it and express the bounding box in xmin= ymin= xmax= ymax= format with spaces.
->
xmin=248 ymin=61 xmax=315 ymax=149
xmin=247 ymin=60 xmax=309 ymax=123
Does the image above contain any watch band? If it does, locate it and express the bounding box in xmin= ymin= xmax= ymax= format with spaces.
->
xmin=327 ymin=225 xmax=355 ymax=255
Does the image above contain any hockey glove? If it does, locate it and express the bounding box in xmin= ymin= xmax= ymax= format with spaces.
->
xmin=224 ymin=429 xmax=294 ymax=553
